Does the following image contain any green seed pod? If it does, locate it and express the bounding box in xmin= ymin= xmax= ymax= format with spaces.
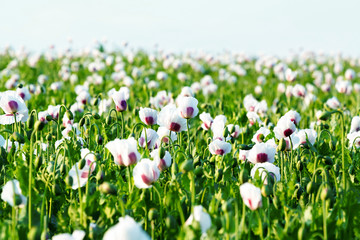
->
xmin=99 ymin=182 xmax=117 ymax=195
xmin=17 ymin=83 xmax=23 ymax=88
xmin=239 ymin=144 xmax=253 ymax=150
xmin=148 ymin=208 xmax=159 ymax=221
xmin=180 ymin=159 xmax=194 ymax=173
xmin=165 ymin=215 xmax=177 ymax=229
xmin=34 ymin=120 xmax=45 ymax=132
xmin=11 ymin=132 xmax=25 ymax=144
xmin=318 ymin=111 xmax=332 ymax=121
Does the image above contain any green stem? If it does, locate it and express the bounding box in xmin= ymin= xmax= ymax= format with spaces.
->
xmin=323 ymin=199 xmax=328 ymax=240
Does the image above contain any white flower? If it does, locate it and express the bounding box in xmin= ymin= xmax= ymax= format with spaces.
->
xmin=157 ymin=104 xmax=186 ymax=132
xmin=133 ymin=159 xmax=160 ymax=189
xmin=345 ymin=68 xmax=355 ymax=80
xmin=350 ymin=116 xmax=360 ymax=134
xmin=284 ymin=110 xmax=301 ymax=126
xmin=292 ymin=129 xmax=317 ymax=149
xmin=248 ymin=142 xmax=276 ymax=164
xmin=1 ymin=179 xmax=27 ymax=207
xmin=209 ymin=139 xmax=232 ymax=156
xmin=185 ymin=205 xmax=212 ymax=234
xmin=178 ymin=97 xmax=199 ymax=119
xmin=103 ymin=215 xmax=150 ymax=240
xmin=52 ymin=230 xmax=85 ymax=240
xmin=239 ymin=150 xmax=249 ymax=162
xmin=326 ymin=97 xmax=340 ymax=110
xmin=139 ymin=107 xmax=158 ymax=126
xmin=105 ymin=138 xmax=141 ymax=166
xmin=240 ymin=183 xmax=262 ymax=211
xmin=0 ymin=91 xmax=29 ymax=125
xmin=274 ymin=115 xmax=296 ymax=139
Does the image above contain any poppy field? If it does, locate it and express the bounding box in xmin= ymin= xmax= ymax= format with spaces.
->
xmin=0 ymin=45 xmax=360 ymax=239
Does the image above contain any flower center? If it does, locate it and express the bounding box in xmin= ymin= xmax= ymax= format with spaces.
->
xmin=145 ymin=116 xmax=154 ymax=125
xmin=128 ymin=152 xmax=137 ymax=165
xmin=169 ymin=122 xmax=181 ymax=132
xmin=256 ymin=153 xmax=268 ymax=163
xmin=8 ymin=100 xmax=19 ymax=113
xmin=185 ymin=107 xmax=194 ymax=118
xmin=141 ymin=174 xmax=152 ymax=185
xmin=284 ymin=129 xmax=293 ymax=137
xmin=215 ymin=149 xmax=225 ymax=155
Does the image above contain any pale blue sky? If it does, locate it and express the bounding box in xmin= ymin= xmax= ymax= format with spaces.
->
xmin=1 ymin=0 xmax=359 ymax=56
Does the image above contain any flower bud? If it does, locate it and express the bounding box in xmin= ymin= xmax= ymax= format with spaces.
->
xmin=277 ymin=138 xmax=287 ymax=151
xmin=159 ymin=147 xmax=166 ymax=159
xmin=11 ymin=132 xmax=25 ymax=144
xmin=46 ymin=115 xmax=53 ymax=122
xmin=180 ymin=159 xmax=194 ymax=173
xmin=320 ymin=187 xmax=332 ymax=201
xmin=106 ymin=115 xmax=113 ymax=125
xmin=27 ymin=114 xmax=35 ymax=129
xmin=99 ymin=182 xmax=117 ymax=195
xmin=148 ymin=208 xmax=159 ymax=221
xmin=34 ymin=120 xmax=45 ymax=132
xmin=79 ymin=159 xmax=86 ymax=170
xmin=34 ymin=156 xmax=42 ymax=170
xmin=65 ymin=175 xmax=73 ymax=187
xmin=92 ymin=113 xmax=101 ymax=120
xmin=319 ymin=111 xmax=332 ymax=121
xmin=306 ymin=181 xmax=314 ymax=194
xmin=79 ymin=117 xmax=86 ymax=127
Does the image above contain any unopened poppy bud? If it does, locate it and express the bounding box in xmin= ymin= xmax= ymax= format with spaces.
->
xmin=65 ymin=175 xmax=73 ymax=187
xmin=319 ymin=111 xmax=332 ymax=121
xmin=165 ymin=215 xmax=177 ymax=229
xmin=106 ymin=115 xmax=112 ymax=125
xmin=320 ymin=187 xmax=332 ymax=201
xmin=239 ymin=144 xmax=253 ymax=150
xmin=180 ymin=159 xmax=194 ymax=173
xmin=277 ymin=138 xmax=287 ymax=151
xmin=27 ymin=226 xmax=41 ymax=240
xmin=273 ymin=195 xmax=281 ymax=209
xmin=79 ymin=118 xmax=86 ymax=127
xmin=99 ymin=182 xmax=117 ymax=195
xmin=91 ymin=98 xmax=99 ymax=106
xmin=296 ymin=161 xmax=303 ymax=171
xmin=93 ymin=113 xmax=101 ymax=119
xmin=221 ymin=200 xmax=233 ymax=212
xmin=52 ymin=183 xmax=62 ymax=196
xmin=96 ymin=169 xmax=105 ymax=183
xmin=239 ymin=169 xmax=249 ymax=184
xmin=27 ymin=114 xmax=35 ymax=129
xmin=159 ymin=147 xmax=166 ymax=159
xmin=35 ymin=156 xmax=42 ymax=170
xmin=96 ymin=134 xmax=103 ymax=145
xmin=148 ymin=208 xmax=159 ymax=221
xmin=306 ymin=181 xmax=314 ymax=194
xmin=46 ymin=115 xmax=53 ymax=122
xmin=11 ymin=132 xmax=25 ymax=144
xmin=261 ymin=185 xmax=272 ymax=197
xmin=79 ymin=159 xmax=86 ymax=170
xmin=223 ymin=127 xmax=229 ymax=138
xmin=34 ymin=120 xmax=45 ymax=132
xmin=46 ymin=134 xmax=52 ymax=141
xmin=66 ymin=110 xmax=74 ymax=120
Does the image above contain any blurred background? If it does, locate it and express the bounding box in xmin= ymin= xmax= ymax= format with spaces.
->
xmin=1 ymin=0 xmax=359 ymax=56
